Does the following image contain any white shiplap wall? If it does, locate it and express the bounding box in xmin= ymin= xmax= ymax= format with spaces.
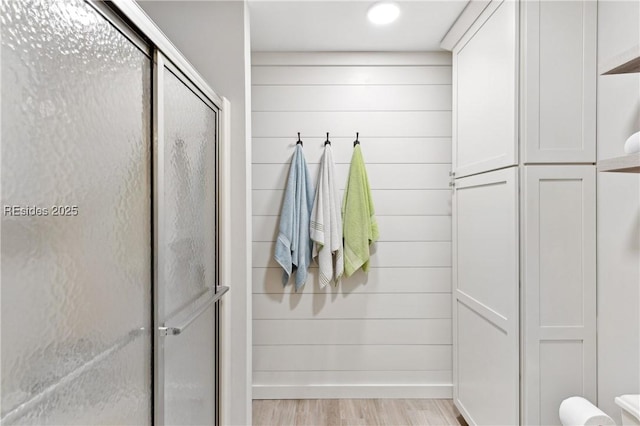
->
xmin=251 ymin=52 xmax=453 ymax=399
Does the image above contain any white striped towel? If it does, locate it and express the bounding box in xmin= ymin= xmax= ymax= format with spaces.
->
xmin=310 ymin=143 xmax=344 ymax=287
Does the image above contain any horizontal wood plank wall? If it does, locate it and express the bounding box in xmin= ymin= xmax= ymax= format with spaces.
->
xmin=251 ymin=52 xmax=453 ymax=399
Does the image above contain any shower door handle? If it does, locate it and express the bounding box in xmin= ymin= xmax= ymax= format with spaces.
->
xmin=159 ymin=286 xmax=229 ymax=336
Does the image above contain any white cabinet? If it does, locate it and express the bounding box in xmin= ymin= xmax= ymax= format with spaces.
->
xmin=447 ymin=0 xmax=598 ymax=424
xmin=453 ymin=0 xmax=518 ymax=177
xmin=452 ymin=165 xmax=597 ymax=426
xmin=453 ymin=168 xmax=519 ymax=426
xmin=521 ymin=166 xmax=597 ymax=425
xmin=452 ymin=0 xmax=597 ymax=175
xmin=521 ymin=1 xmax=597 ymax=163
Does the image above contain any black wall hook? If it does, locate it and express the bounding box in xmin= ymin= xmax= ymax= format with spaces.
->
xmin=354 ymin=132 xmax=360 ymax=147
xmin=296 ymin=132 xmax=303 ymax=146
xmin=324 ymin=132 xmax=331 ymax=146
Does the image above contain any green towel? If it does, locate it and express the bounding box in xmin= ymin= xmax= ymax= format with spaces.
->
xmin=342 ymin=145 xmax=379 ymax=276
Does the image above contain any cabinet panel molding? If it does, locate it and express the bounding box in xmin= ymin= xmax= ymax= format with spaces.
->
xmin=453 ymin=167 xmax=520 ymax=425
xmin=453 ymin=0 xmax=519 ymax=177
xmin=521 ymin=0 xmax=597 ymax=163
xmin=521 ymin=165 xmax=597 ymax=425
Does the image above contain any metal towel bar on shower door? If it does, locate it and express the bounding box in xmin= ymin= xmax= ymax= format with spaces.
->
xmin=159 ymin=286 xmax=229 ymax=336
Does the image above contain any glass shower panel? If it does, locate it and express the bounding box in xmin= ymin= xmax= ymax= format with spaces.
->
xmin=161 ymin=66 xmax=217 ymax=425
xmin=11 ymin=336 xmax=151 ymax=425
xmin=1 ymin=0 xmax=152 ymax=424
xmin=163 ymin=68 xmax=217 ymax=319
xmin=163 ymin=305 xmax=216 ymax=425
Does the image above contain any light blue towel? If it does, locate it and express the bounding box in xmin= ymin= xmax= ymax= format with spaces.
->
xmin=274 ymin=144 xmax=314 ymax=290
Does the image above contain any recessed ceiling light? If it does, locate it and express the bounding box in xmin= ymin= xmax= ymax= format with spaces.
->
xmin=367 ymin=2 xmax=400 ymax=25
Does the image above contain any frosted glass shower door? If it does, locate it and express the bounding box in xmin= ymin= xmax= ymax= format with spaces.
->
xmin=1 ymin=0 xmax=152 ymax=424
xmin=154 ymin=54 xmax=223 ymax=426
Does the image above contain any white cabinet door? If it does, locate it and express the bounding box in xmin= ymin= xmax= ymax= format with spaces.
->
xmin=521 ymin=1 xmax=597 ymax=163
xmin=521 ymin=166 xmax=596 ymax=426
xmin=453 ymin=0 xmax=518 ymax=178
xmin=453 ymin=167 xmax=519 ymax=425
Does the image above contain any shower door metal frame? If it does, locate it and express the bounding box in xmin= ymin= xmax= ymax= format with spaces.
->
xmin=96 ymin=0 xmax=223 ymax=108
xmin=87 ymin=1 xmax=228 ymax=425
xmin=153 ymin=50 xmax=225 ymax=426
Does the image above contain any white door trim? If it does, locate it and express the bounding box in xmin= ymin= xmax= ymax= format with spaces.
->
xmin=219 ymin=97 xmax=233 ymax=426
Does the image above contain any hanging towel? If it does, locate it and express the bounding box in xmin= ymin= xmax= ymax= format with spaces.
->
xmin=342 ymin=144 xmax=379 ymax=277
xmin=310 ymin=144 xmax=344 ymax=287
xmin=274 ymin=144 xmax=314 ymax=290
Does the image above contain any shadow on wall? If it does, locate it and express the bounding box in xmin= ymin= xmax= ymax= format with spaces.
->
xmin=265 ymin=265 xmax=374 ymax=300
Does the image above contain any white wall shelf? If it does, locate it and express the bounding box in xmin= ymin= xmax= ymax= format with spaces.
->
xmin=599 ymin=44 xmax=640 ymax=75
xmin=597 ymin=153 xmax=640 ymax=173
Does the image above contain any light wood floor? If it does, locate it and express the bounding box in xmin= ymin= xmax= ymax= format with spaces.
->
xmin=253 ymin=399 xmax=467 ymax=426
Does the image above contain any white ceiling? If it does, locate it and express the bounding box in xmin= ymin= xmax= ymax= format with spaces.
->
xmin=249 ymin=1 xmax=468 ymax=52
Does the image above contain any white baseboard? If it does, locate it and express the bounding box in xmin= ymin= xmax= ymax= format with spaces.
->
xmin=252 ymin=384 xmax=453 ymax=400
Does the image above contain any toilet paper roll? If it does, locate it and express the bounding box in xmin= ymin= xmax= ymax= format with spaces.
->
xmin=559 ymin=397 xmax=615 ymax=426
xmin=624 ymin=131 xmax=640 ymax=154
